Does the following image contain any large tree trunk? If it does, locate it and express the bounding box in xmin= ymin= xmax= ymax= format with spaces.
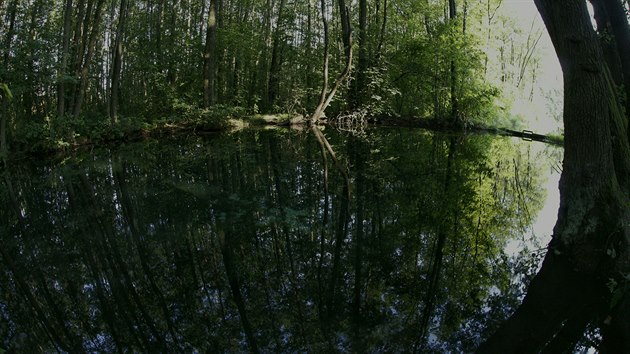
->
xmin=477 ymin=0 xmax=630 ymax=352
xmin=600 ymin=0 xmax=630 ymax=130
xmin=590 ymin=0 xmax=630 ymax=133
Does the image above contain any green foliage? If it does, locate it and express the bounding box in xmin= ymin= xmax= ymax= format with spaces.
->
xmin=360 ymin=65 xmax=401 ymax=117
xmin=0 ymin=0 xmax=545 ymax=152
xmin=0 ymin=84 xmax=12 ymax=100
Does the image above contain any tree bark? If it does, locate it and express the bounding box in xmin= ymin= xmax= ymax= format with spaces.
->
xmin=337 ymin=0 xmax=351 ymax=59
xmin=68 ymin=0 xmax=88 ymax=112
xmin=203 ymin=0 xmax=217 ymax=108
xmin=267 ymin=0 xmax=287 ymax=110
xmin=449 ymin=0 xmax=458 ymax=121
xmin=477 ymin=0 xmax=630 ymax=352
xmin=1 ymin=0 xmax=18 ymax=158
xmin=351 ymin=0 xmax=368 ymax=109
xmin=110 ymin=0 xmax=129 ymax=123
xmin=57 ymin=0 xmax=73 ymax=119
xmin=73 ymin=0 xmax=106 ymax=118
xmin=377 ymin=0 xmax=388 ymax=58
xmin=218 ymin=228 xmax=259 ymax=353
xmin=167 ymin=0 xmax=179 ymax=86
xmin=310 ymin=2 xmax=353 ymax=123
xmin=600 ymin=0 xmax=630 ymax=128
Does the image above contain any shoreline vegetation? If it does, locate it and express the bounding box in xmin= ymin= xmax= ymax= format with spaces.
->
xmin=0 ymin=108 xmax=563 ymax=164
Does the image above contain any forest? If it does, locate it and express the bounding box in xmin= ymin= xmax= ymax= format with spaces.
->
xmin=2 ymin=0 xmax=630 ymax=352
xmin=0 ymin=0 xmax=546 ymax=157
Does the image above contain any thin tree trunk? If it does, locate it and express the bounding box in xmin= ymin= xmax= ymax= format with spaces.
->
xmin=76 ymin=175 xmax=169 ymax=350
xmin=113 ymin=160 xmax=181 ymax=347
xmin=68 ymin=0 xmax=90 ymax=112
xmin=350 ymin=0 xmax=368 ymax=109
xmin=449 ymin=0 xmax=458 ymax=121
xmin=110 ymin=0 xmax=129 ymax=123
xmin=376 ymin=0 xmax=387 ymax=60
xmin=1 ymin=0 xmax=18 ymax=158
xmin=0 ymin=99 xmax=6 ymax=159
xmin=304 ymin=0 xmax=313 ymax=107
xmin=414 ymin=138 xmax=456 ymax=353
xmin=73 ymin=0 xmax=106 ymax=118
xmin=310 ymin=1 xmax=353 ymax=123
xmin=267 ymin=0 xmax=287 ymax=110
xmin=218 ymin=228 xmax=259 ymax=353
xmin=351 ymin=139 xmax=366 ymax=351
xmin=0 ymin=0 xmax=4 ymax=27
xmin=203 ymin=0 xmax=217 ymax=107
xmin=167 ymin=0 xmax=179 ymax=85
xmin=337 ymin=0 xmax=351 ymax=59
xmin=156 ymin=0 xmax=164 ymax=67
xmin=58 ymin=0 xmax=73 ymax=119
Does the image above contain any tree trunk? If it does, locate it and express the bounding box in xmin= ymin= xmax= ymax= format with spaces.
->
xmin=218 ymin=228 xmax=259 ymax=353
xmin=590 ymin=1 xmax=623 ymax=84
xmin=167 ymin=0 xmax=179 ymax=86
xmin=156 ymin=0 xmax=164 ymax=65
xmin=203 ymin=0 xmax=217 ymax=108
xmin=351 ymin=0 xmax=368 ymax=109
xmin=337 ymin=0 xmax=351 ymax=59
xmin=110 ymin=0 xmax=129 ymax=123
xmin=0 ymin=98 xmax=5 ymax=159
xmin=58 ymin=0 xmax=73 ymax=119
xmin=267 ymin=0 xmax=287 ymax=110
xmin=477 ymin=0 xmax=630 ymax=352
xmin=1 ymin=0 xmax=18 ymax=158
xmin=377 ymin=0 xmax=387 ymax=60
xmin=73 ymin=0 xmax=106 ymax=118
xmin=310 ymin=1 xmax=353 ymax=123
xmin=600 ymin=0 xmax=630 ymax=128
xmin=68 ymin=0 xmax=89 ymax=113
xmin=449 ymin=0 xmax=458 ymax=121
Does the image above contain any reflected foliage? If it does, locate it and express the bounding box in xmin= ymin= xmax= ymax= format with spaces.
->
xmin=0 ymin=128 xmax=545 ymax=352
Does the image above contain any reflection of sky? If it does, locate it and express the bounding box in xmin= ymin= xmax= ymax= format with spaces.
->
xmin=531 ymin=164 xmax=560 ymax=244
xmin=505 ymin=140 xmax=561 ymax=256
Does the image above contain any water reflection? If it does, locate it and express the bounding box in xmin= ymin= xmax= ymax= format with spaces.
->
xmin=0 ymin=128 xmax=550 ymax=352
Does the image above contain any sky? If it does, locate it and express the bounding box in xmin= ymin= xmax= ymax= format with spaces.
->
xmin=500 ymin=1 xmax=562 ymax=252
xmin=500 ymin=0 xmax=564 ymax=135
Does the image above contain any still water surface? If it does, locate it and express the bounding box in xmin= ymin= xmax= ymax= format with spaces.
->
xmin=0 ymin=128 xmax=560 ymax=352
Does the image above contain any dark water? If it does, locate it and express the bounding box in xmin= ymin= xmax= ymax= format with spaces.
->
xmin=0 ymin=128 xmax=550 ymax=353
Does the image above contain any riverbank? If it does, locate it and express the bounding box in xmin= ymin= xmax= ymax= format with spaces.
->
xmin=0 ymin=110 xmax=563 ymax=164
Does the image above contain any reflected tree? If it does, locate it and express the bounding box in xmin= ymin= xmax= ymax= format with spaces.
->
xmin=0 ymin=128 xmax=546 ymax=352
